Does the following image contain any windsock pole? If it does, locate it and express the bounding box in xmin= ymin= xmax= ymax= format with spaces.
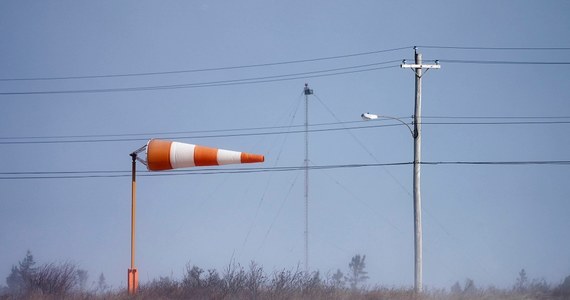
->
xmin=128 ymin=145 xmax=146 ymax=295
xmin=128 ymin=152 xmax=138 ymax=295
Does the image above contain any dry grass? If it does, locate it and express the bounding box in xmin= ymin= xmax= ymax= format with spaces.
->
xmin=2 ymin=261 xmax=569 ymax=299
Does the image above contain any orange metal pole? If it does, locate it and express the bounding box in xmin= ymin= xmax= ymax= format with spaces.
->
xmin=128 ymin=153 xmax=138 ymax=295
xmin=131 ymin=154 xmax=136 ymax=270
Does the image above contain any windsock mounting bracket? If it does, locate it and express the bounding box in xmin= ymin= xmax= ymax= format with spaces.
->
xmin=130 ymin=145 xmax=148 ymax=166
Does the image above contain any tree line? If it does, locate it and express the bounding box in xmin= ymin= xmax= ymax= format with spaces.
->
xmin=1 ymin=250 xmax=108 ymax=298
xmin=1 ymin=251 xmax=570 ymax=299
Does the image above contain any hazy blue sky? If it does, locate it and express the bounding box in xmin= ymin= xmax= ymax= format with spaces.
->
xmin=1 ymin=0 xmax=569 ymax=291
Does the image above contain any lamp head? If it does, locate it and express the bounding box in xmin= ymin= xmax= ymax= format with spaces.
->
xmin=361 ymin=112 xmax=379 ymax=120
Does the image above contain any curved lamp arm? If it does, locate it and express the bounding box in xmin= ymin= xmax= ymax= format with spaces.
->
xmin=361 ymin=112 xmax=416 ymax=138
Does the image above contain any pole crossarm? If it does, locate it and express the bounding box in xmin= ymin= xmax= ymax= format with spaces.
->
xmin=401 ymin=61 xmax=441 ymax=78
xmin=401 ymin=64 xmax=441 ymax=69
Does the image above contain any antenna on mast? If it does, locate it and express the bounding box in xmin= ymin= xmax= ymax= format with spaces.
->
xmin=303 ymin=83 xmax=313 ymax=273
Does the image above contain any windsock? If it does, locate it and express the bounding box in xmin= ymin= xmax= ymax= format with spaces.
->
xmin=146 ymin=139 xmax=264 ymax=171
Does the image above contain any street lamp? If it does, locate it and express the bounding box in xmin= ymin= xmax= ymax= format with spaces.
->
xmin=361 ymin=112 xmax=422 ymax=292
xmin=361 ymin=113 xmax=415 ymax=137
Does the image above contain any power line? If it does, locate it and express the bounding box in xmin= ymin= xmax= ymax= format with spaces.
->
xmin=438 ymin=59 xmax=570 ymax=65
xmin=422 ymin=115 xmax=570 ymax=119
xmin=2 ymin=115 xmax=568 ymax=141
xmin=403 ymin=57 xmax=570 ymax=65
xmin=1 ymin=160 xmax=568 ymax=180
xmin=0 ymin=62 xmax=400 ymax=95
xmin=0 ymin=163 xmax=411 ymax=180
xmin=3 ymin=45 xmax=568 ymax=82
xmin=0 ymin=47 xmax=411 ymax=82
xmin=422 ymin=120 xmax=570 ymax=125
xmin=0 ymin=123 xmax=406 ymax=145
xmin=417 ymin=45 xmax=570 ymax=51
xmin=0 ymin=118 xmax=388 ymax=141
xmin=1 ymin=118 xmax=570 ymax=145
xmin=2 ymin=58 xmax=569 ymax=95
xmin=423 ymin=160 xmax=570 ymax=166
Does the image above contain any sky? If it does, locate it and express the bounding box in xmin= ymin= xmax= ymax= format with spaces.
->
xmin=1 ymin=0 xmax=570 ymax=291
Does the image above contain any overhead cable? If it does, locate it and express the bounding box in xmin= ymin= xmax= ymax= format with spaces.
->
xmin=0 ymin=123 xmax=406 ymax=145
xmin=3 ymin=118 xmax=570 ymax=145
xmin=2 ymin=115 xmax=567 ymax=141
xmin=1 ymin=160 xmax=569 ymax=180
xmin=4 ymin=45 xmax=569 ymax=82
xmin=0 ymin=47 xmax=411 ymax=82
xmin=417 ymin=45 xmax=570 ymax=51
xmin=438 ymin=59 xmax=570 ymax=65
xmin=0 ymin=63 xmax=400 ymax=95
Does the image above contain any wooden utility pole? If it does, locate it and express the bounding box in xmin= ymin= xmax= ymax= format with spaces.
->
xmin=401 ymin=48 xmax=440 ymax=293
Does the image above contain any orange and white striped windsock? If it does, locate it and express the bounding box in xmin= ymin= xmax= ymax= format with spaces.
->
xmin=146 ymin=139 xmax=264 ymax=171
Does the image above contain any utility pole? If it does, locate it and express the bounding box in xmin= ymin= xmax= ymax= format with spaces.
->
xmin=303 ymin=83 xmax=313 ymax=273
xmin=401 ymin=48 xmax=440 ymax=293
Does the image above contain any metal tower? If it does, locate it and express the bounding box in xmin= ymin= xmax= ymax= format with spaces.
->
xmin=303 ymin=83 xmax=313 ymax=273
